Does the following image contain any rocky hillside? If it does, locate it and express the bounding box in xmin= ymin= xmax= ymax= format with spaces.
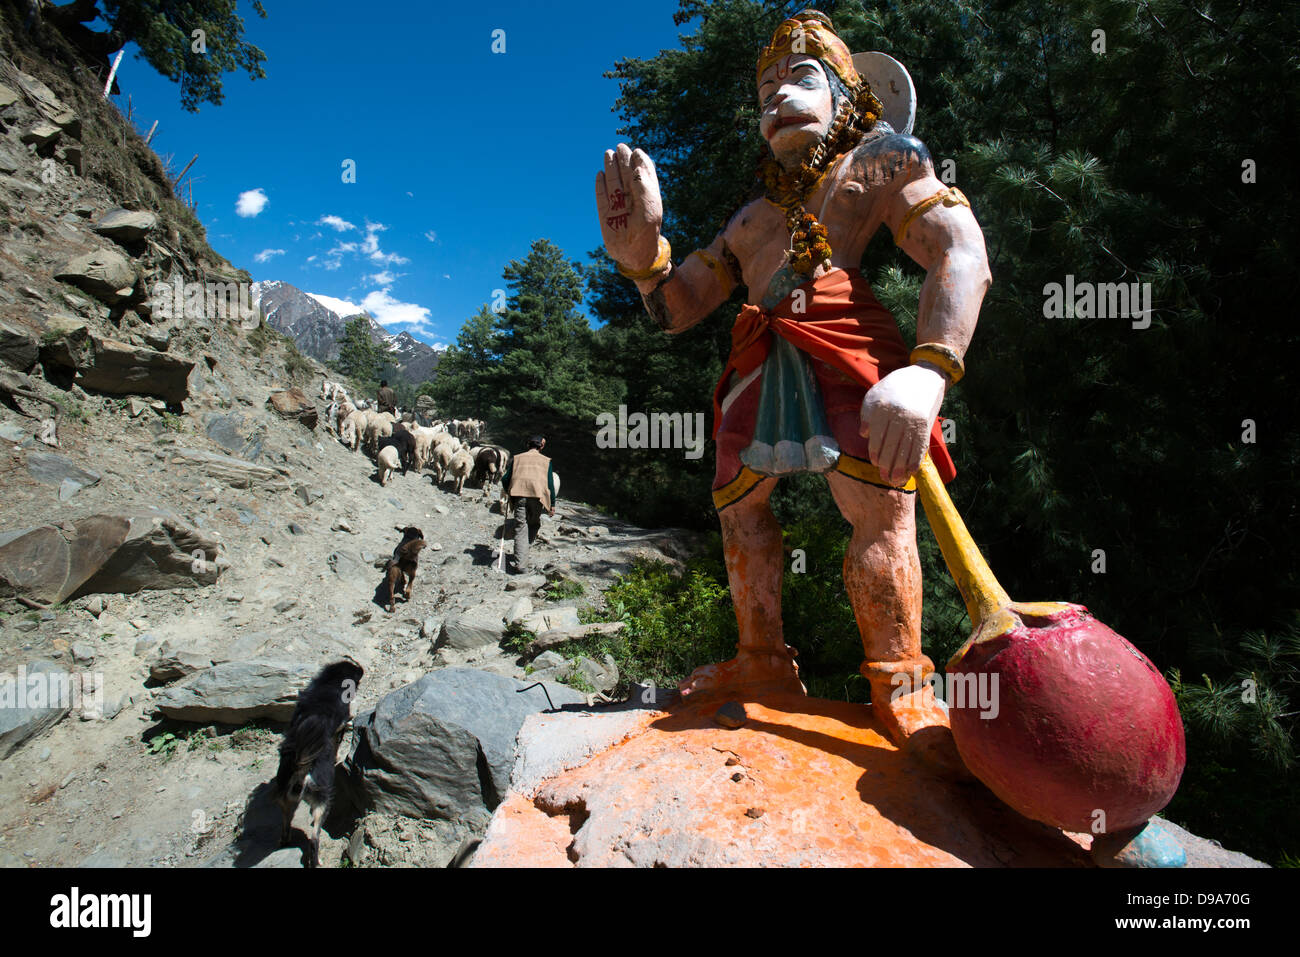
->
xmin=0 ymin=20 xmax=694 ymax=868
xmin=252 ymin=279 xmax=442 ymax=385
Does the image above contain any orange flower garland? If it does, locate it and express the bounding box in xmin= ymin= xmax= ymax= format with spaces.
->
xmin=759 ymin=81 xmax=884 ymax=278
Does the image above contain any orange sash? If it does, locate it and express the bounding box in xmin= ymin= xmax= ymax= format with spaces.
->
xmin=713 ymin=268 xmax=957 ymax=483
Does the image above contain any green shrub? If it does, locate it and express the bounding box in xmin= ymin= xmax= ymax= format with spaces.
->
xmin=543 ymin=577 xmax=584 ymax=601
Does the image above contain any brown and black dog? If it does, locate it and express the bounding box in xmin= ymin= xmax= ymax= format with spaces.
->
xmin=273 ymin=657 xmax=364 ymax=868
xmin=384 ymin=526 xmax=426 ymax=613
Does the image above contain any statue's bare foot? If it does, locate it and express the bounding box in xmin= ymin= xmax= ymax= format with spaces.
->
xmin=872 ymin=685 xmax=972 ymax=781
xmin=679 ymin=647 xmax=806 ymax=702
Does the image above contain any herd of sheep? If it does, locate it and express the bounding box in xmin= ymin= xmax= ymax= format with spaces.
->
xmin=319 ymin=379 xmax=507 ymax=493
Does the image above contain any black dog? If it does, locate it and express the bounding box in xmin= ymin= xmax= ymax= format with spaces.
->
xmin=378 ymin=424 xmax=417 ymax=474
xmin=273 ymin=658 xmax=364 ymax=868
xmin=384 ymin=525 xmax=426 ymax=613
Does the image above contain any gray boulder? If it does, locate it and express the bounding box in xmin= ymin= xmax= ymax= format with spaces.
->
xmin=528 ymin=621 xmax=624 ymax=656
xmin=92 ymin=209 xmax=157 ymax=243
xmin=20 ymin=122 xmax=61 ymax=148
xmin=54 ymin=249 xmax=137 ymax=304
xmin=0 ymin=320 xmax=37 ymax=372
xmin=0 ymin=660 xmax=72 ymax=758
xmin=166 ymin=448 xmax=290 ymax=491
xmin=267 ymin=388 xmax=318 ymax=429
xmin=520 ymin=605 xmax=581 ymax=635
xmin=25 ymin=451 xmax=100 ymax=499
xmin=153 ymin=658 xmax=317 ymax=724
xmin=572 ymin=654 xmax=620 ymax=694
xmin=41 ymin=320 xmax=194 ymax=403
xmin=327 ymin=549 xmax=366 ymax=579
xmin=75 ymin=338 xmax=193 ymax=402
xmin=439 ymin=603 xmax=510 ymax=651
xmin=204 ymin=411 xmax=265 ymax=460
xmin=0 ymin=511 xmax=221 ymax=605
xmin=345 ymin=813 xmax=480 ymax=868
xmin=528 ymin=651 xmax=568 ymax=679
xmin=338 ymin=668 xmax=585 ymax=825
xmin=148 ymin=641 xmax=215 ymax=683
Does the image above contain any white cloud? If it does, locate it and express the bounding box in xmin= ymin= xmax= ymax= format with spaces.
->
xmin=360 ymin=221 xmax=385 ymax=256
xmin=308 ymin=292 xmax=365 ymax=318
xmin=442 ymin=273 xmax=450 ymax=279
xmin=368 ymin=270 xmax=399 ymax=285
xmin=235 ymin=188 xmax=268 ymax=217
xmin=318 ymin=214 xmax=355 ymax=232
xmin=424 ymin=230 xmax=438 ymax=243
xmin=361 ymin=288 xmax=431 ymax=332
xmin=354 ymin=221 xmax=409 ymax=266
xmin=254 ymin=248 xmax=285 ymax=263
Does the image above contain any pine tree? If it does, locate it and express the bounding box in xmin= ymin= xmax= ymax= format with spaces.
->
xmin=336 ymin=315 xmax=381 ymax=383
xmin=488 ymin=240 xmax=624 ymax=468
xmin=428 ymin=305 xmax=503 ymax=419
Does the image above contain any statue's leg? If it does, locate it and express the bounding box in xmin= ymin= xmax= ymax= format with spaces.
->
xmin=679 ymin=367 xmax=804 ymax=701
xmin=825 ymin=471 xmax=964 ymax=774
xmin=680 ymin=475 xmax=805 ymax=699
xmin=813 ymin=357 xmax=966 ymax=773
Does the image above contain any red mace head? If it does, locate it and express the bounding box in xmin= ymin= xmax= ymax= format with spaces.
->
xmin=947 ymin=602 xmax=1186 ymax=834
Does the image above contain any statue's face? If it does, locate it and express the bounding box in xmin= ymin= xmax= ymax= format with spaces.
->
xmin=757 ymin=55 xmax=835 ymax=155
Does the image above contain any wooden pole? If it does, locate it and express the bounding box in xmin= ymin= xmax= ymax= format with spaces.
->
xmin=144 ymin=121 xmax=158 ymax=145
xmin=103 ymin=49 xmax=123 ymax=98
xmin=173 ymin=154 xmax=198 ymax=187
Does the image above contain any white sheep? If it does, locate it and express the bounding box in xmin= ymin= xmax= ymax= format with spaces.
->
xmin=377 ymin=445 xmax=401 ymax=487
xmin=409 ymin=426 xmax=442 ymax=472
xmin=340 ymin=409 xmax=366 ymax=451
xmin=429 ymin=441 xmax=456 ymax=485
xmin=363 ymin=410 xmax=395 ymax=457
xmin=447 ymin=448 xmax=473 ymax=494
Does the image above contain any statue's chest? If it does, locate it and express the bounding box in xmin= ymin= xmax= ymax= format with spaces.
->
xmin=734 ymin=178 xmax=876 ymax=308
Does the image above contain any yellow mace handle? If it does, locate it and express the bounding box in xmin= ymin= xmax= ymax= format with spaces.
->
xmin=915 ymin=455 xmax=1011 ymax=629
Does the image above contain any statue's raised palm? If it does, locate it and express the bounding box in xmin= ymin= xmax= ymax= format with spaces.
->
xmin=595 ymin=143 xmax=664 ymax=271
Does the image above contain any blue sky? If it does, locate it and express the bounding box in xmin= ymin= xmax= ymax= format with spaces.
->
xmin=109 ymin=0 xmax=693 ymax=347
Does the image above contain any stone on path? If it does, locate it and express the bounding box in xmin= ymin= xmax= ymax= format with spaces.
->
xmin=338 ymin=668 xmax=585 ymax=826
xmin=153 ymin=658 xmax=317 ymax=724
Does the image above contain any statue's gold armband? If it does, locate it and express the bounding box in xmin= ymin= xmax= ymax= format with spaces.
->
xmin=895 ymin=186 xmax=970 ymax=247
xmin=686 ymin=249 xmax=738 ymax=298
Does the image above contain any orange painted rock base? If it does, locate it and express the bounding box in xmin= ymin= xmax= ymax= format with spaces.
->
xmin=471 ymin=694 xmax=1096 ymax=867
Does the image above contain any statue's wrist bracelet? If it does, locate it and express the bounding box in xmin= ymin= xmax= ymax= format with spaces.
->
xmin=617 ymin=236 xmax=673 ymax=281
xmin=910 ymin=342 xmax=964 ymax=384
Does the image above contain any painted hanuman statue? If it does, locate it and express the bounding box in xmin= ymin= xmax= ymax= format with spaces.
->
xmin=596 ymin=10 xmax=991 ymax=769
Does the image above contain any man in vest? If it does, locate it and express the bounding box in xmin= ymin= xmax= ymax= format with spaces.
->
xmin=376 ymin=380 xmax=397 ymax=416
xmin=501 ymin=435 xmax=557 ymax=572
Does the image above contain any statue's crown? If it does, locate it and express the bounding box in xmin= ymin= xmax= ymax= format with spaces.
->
xmin=756 ymin=9 xmax=860 ymax=91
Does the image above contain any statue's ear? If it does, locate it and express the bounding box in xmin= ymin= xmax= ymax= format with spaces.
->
xmin=851 ymin=52 xmax=916 ymax=136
